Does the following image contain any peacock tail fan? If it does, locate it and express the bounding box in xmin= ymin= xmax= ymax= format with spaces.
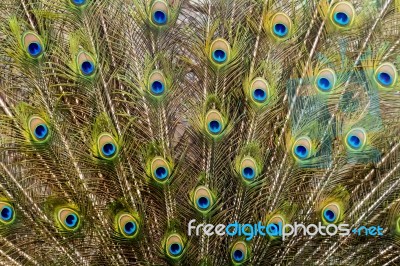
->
xmin=1 ymin=0 xmax=400 ymax=265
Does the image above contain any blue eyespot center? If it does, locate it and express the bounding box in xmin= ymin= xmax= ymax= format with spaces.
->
xmin=347 ymin=135 xmax=361 ymax=149
xmin=212 ymin=49 xmax=227 ymax=63
xmin=242 ymin=167 xmax=255 ymax=180
xmin=269 ymin=223 xmax=279 ymax=234
xmin=102 ymin=143 xmax=116 ymax=157
xmin=124 ymin=221 xmax=136 ymax=235
xmin=377 ymin=72 xmax=392 ymax=86
xmin=208 ymin=120 xmax=222 ymax=134
xmin=34 ymin=124 xmax=48 ymax=139
xmin=233 ymin=249 xmax=244 ymax=262
xmin=334 ymin=12 xmax=349 ymax=26
xmin=324 ymin=209 xmax=336 ymax=222
xmin=169 ymin=243 xmax=182 ymax=256
xmin=295 ymin=145 xmax=309 ymax=159
xmin=197 ymin=196 xmax=210 ymax=209
xmin=72 ymin=0 xmax=85 ymax=5
xmin=153 ymin=10 xmax=167 ymax=25
xmin=253 ymin=88 xmax=267 ymax=102
xmin=155 ymin=166 xmax=168 ymax=180
xmin=273 ymin=23 xmax=288 ymax=37
xmin=151 ymin=81 xmax=165 ymax=95
xmin=81 ymin=61 xmax=95 ymax=75
xmin=317 ymin=77 xmax=332 ymax=91
xmin=65 ymin=214 xmax=78 ymax=228
xmin=28 ymin=42 xmax=42 ymax=57
xmin=1 ymin=206 xmax=13 ymax=221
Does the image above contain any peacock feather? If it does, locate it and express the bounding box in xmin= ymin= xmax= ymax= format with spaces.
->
xmin=0 ymin=0 xmax=400 ymax=265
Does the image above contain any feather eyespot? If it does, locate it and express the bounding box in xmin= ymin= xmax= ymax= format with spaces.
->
xmin=250 ymin=78 xmax=269 ymax=104
xmin=58 ymin=208 xmax=80 ymax=231
xmin=98 ymin=133 xmax=119 ymax=160
xmin=28 ymin=116 xmax=50 ymax=143
xmin=77 ymin=51 xmax=96 ymax=76
xmin=151 ymin=0 xmax=169 ymax=26
xmin=322 ymin=203 xmax=340 ymax=224
xmin=240 ymin=157 xmax=258 ymax=181
xmin=148 ymin=71 xmax=167 ymax=96
xmin=270 ymin=13 xmax=292 ymax=39
xmin=117 ymin=213 xmax=139 ymax=239
xmin=22 ymin=32 xmax=44 ymax=58
xmin=266 ymin=215 xmax=284 ymax=236
xmin=315 ymin=68 xmax=336 ymax=92
xmin=193 ymin=186 xmax=214 ymax=212
xmin=292 ymin=137 xmax=312 ymax=160
xmin=330 ymin=2 xmax=355 ymax=28
xmin=209 ymin=38 xmax=231 ymax=66
xmin=151 ymin=157 xmax=171 ymax=182
xmin=345 ymin=128 xmax=366 ymax=151
xmin=165 ymin=234 xmax=184 ymax=258
xmin=231 ymin=241 xmax=249 ymax=264
xmin=374 ymin=63 xmax=398 ymax=88
xmin=205 ymin=110 xmax=225 ymax=136
xmin=0 ymin=202 xmax=15 ymax=225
